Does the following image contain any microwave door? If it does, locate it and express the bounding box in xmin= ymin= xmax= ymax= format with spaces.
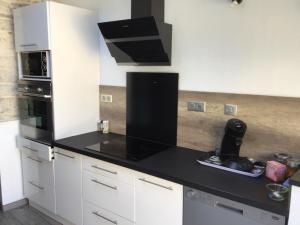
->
xmin=19 ymin=51 xmax=50 ymax=79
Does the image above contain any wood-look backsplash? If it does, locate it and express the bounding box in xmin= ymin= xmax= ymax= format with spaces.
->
xmin=100 ymin=85 xmax=300 ymax=159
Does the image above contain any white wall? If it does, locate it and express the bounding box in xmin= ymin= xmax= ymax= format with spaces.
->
xmin=0 ymin=120 xmax=24 ymax=205
xmin=98 ymin=0 xmax=300 ymax=98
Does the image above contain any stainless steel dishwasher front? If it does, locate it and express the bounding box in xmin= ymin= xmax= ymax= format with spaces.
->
xmin=183 ymin=186 xmax=286 ymax=225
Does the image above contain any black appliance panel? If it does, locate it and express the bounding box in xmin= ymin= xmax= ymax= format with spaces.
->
xmin=126 ymin=72 xmax=178 ymax=146
xmin=20 ymin=51 xmax=49 ymax=78
xmin=85 ymin=136 xmax=170 ymax=161
xmin=107 ymin=39 xmax=169 ymax=64
xmin=17 ymin=81 xmax=53 ymax=144
xmin=98 ymin=17 xmax=159 ymax=40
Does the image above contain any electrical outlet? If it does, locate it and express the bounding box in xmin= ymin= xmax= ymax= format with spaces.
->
xmin=100 ymin=94 xmax=113 ymax=103
xmin=224 ymin=104 xmax=238 ymax=116
xmin=187 ymin=101 xmax=206 ymax=112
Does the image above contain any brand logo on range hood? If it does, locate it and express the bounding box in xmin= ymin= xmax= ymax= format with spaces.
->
xmin=97 ymin=0 xmax=172 ymax=66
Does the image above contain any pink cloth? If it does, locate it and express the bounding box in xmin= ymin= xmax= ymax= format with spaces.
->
xmin=266 ymin=161 xmax=287 ymax=182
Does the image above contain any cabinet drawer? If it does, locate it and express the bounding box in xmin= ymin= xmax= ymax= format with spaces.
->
xmin=22 ymin=152 xmax=55 ymax=213
xmin=83 ymin=171 xmax=134 ymax=221
xmin=84 ymin=201 xmax=134 ymax=225
xmin=83 ymin=156 xmax=135 ymax=185
xmin=18 ymin=136 xmax=53 ymax=161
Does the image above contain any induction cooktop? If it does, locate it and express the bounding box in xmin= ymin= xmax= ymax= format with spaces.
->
xmin=85 ymin=136 xmax=171 ymax=161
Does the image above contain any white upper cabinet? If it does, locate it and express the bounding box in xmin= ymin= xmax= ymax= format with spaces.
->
xmin=54 ymin=148 xmax=83 ymax=225
xmin=135 ymin=172 xmax=183 ymax=225
xmin=13 ymin=2 xmax=50 ymax=51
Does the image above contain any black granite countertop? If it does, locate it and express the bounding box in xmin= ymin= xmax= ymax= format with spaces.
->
xmin=53 ymin=132 xmax=289 ymax=217
xmin=291 ymin=170 xmax=300 ymax=187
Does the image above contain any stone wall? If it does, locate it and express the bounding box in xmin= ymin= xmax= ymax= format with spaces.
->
xmin=0 ymin=0 xmax=43 ymax=122
xmin=100 ymin=85 xmax=300 ymax=160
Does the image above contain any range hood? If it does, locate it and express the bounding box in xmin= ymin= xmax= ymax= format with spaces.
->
xmin=98 ymin=0 xmax=172 ymax=66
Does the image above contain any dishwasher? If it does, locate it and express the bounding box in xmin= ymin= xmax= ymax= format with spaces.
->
xmin=183 ymin=186 xmax=286 ymax=225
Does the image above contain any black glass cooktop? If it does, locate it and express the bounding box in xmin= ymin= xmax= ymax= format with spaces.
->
xmin=85 ymin=136 xmax=171 ymax=161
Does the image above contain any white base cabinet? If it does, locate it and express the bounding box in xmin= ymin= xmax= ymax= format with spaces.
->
xmin=20 ymin=137 xmax=55 ymax=214
xmin=288 ymin=185 xmax=300 ymax=225
xmin=54 ymin=148 xmax=83 ymax=225
xmin=84 ymin=201 xmax=134 ymax=225
xmin=135 ymin=172 xmax=183 ymax=225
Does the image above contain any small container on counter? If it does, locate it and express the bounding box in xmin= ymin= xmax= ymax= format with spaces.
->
xmin=102 ymin=120 xmax=109 ymax=133
xmin=98 ymin=120 xmax=110 ymax=133
xmin=286 ymin=158 xmax=300 ymax=178
xmin=265 ymin=161 xmax=287 ymax=183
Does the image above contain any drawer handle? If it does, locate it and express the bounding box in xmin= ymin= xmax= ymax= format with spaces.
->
xmin=55 ymin=152 xmax=75 ymax=159
xmin=23 ymin=146 xmax=38 ymax=152
xmin=92 ymin=211 xmax=118 ymax=224
xmin=20 ymin=44 xmax=37 ymax=47
xmin=29 ymin=181 xmax=44 ymax=190
xmin=91 ymin=179 xmax=117 ymax=190
xmin=27 ymin=156 xmax=42 ymax=163
xmin=91 ymin=165 xmax=117 ymax=175
xmin=138 ymin=178 xmax=173 ymax=190
xmin=215 ymin=202 xmax=244 ymax=215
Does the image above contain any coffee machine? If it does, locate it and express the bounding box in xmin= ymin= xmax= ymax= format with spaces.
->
xmin=219 ymin=119 xmax=247 ymax=160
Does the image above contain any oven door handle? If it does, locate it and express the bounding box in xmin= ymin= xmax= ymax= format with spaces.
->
xmin=18 ymin=92 xmax=52 ymax=99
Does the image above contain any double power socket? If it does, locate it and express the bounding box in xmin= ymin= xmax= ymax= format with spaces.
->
xmin=187 ymin=101 xmax=238 ymax=116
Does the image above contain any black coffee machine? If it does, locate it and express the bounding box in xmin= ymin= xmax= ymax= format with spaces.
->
xmin=219 ymin=119 xmax=247 ymax=160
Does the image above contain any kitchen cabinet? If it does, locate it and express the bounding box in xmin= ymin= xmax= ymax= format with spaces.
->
xmin=288 ymin=185 xmax=300 ymax=225
xmin=13 ymin=2 xmax=50 ymax=51
xmin=54 ymin=148 xmax=83 ymax=225
xmin=21 ymin=145 xmax=55 ymax=213
xmin=135 ymin=172 xmax=183 ymax=225
xmin=84 ymin=201 xmax=134 ymax=225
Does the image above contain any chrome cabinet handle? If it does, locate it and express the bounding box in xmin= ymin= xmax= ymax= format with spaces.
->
xmin=92 ymin=211 xmax=118 ymax=224
xmin=138 ymin=178 xmax=173 ymax=190
xmin=55 ymin=152 xmax=75 ymax=159
xmin=23 ymin=146 xmax=38 ymax=152
xmin=19 ymin=92 xmax=52 ymax=99
xmin=27 ymin=156 xmax=42 ymax=163
xmin=29 ymin=181 xmax=44 ymax=190
xmin=215 ymin=202 xmax=244 ymax=215
xmin=20 ymin=44 xmax=37 ymax=47
xmin=91 ymin=179 xmax=117 ymax=190
xmin=91 ymin=165 xmax=117 ymax=175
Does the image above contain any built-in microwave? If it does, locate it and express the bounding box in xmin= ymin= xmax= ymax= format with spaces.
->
xmin=18 ymin=51 xmax=51 ymax=80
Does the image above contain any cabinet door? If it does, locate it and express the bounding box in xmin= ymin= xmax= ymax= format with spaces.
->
xmin=289 ymin=186 xmax=300 ymax=225
xmin=13 ymin=2 xmax=50 ymax=51
xmin=21 ymin=151 xmax=55 ymax=213
xmin=135 ymin=173 xmax=183 ymax=225
xmin=54 ymin=148 xmax=83 ymax=225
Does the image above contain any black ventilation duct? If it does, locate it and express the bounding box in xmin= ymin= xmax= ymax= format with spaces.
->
xmin=98 ymin=0 xmax=172 ymax=66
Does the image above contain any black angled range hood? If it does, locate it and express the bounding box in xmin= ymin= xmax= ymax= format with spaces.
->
xmin=98 ymin=0 xmax=172 ymax=66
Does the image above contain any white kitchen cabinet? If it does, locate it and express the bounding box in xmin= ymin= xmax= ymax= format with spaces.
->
xmin=288 ymin=185 xmax=300 ymax=225
xmin=21 ymin=150 xmax=55 ymax=213
xmin=84 ymin=201 xmax=134 ymax=225
xmin=135 ymin=172 xmax=183 ymax=225
xmin=13 ymin=2 xmax=50 ymax=51
xmin=54 ymin=148 xmax=83 ymax=225
xmin=83 ymin=170 xmax=134 ymax=221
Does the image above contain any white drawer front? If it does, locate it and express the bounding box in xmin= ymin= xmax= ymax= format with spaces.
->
xmin=22 ymin=152 xmax=55 ymax=213
xmin=18 ymin=136 xmax=53 ymax=161
xmin=83 ymin=171 xmax=134 ymax=221
xmin=84 ymin=201 xmax=134 ymax=225
xmin=83 ymin=156 xmax=135 ymax=185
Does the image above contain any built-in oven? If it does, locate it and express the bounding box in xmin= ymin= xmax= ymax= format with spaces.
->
xmin=18 ymin=51 xmax=51 ymax=80
xmin=17 ymin=80 xmax=53 ymax=145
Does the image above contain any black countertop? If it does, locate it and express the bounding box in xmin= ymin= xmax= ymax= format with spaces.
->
xmin=290 ymin=170 xmax=300 ymax=187
xmin=53 ymin=132 xmax=289 ymax=217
